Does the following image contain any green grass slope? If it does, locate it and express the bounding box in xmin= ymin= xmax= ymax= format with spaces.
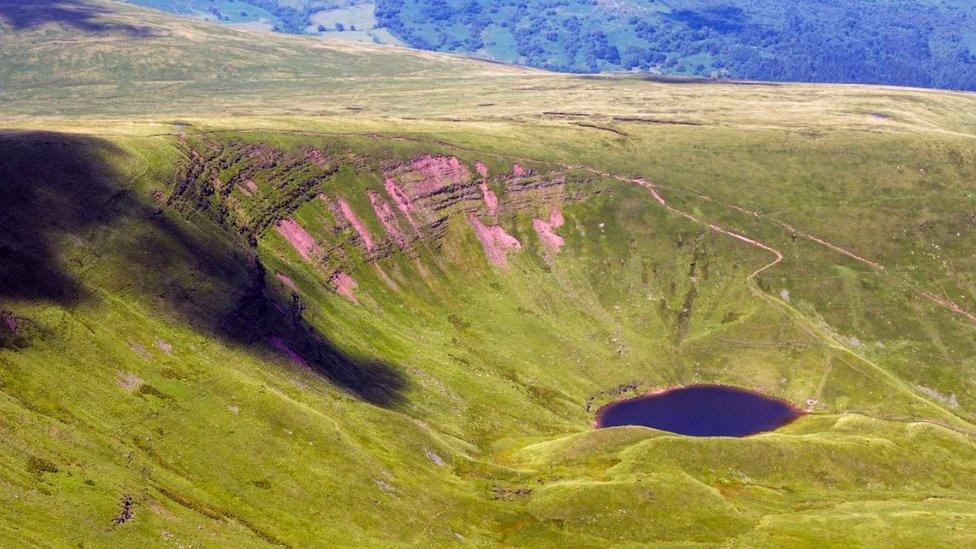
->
xmin=2 ymin=1 xmax=976 ymax=546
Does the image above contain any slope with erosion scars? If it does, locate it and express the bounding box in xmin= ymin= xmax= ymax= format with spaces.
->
xmin=468 ymin=144 xmax=973 ymax=326
xmin=187 ymin=131 xmax=864 ymax=422
xmin=180 ymin=124 xmax=973 ymax=326
xmin=174 ymin=124 xmax=975 ymax=327
xmin=168 ymin=133 xmax=587 ymax=302
xmin=169 ymin=127 xmax=785 ymax=282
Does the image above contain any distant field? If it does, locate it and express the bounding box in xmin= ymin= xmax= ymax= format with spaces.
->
xmin=127 ymin=0 xmax=400 ymax=43
xmin=308 ymin=2 xmax=375 ymax=30
xmin=306 ymin=2 xmax=403 ymax=44
xmin=126 ymin=0 xmax=279 ymax=27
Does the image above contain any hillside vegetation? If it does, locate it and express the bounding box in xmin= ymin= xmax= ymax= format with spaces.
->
xmin=2 ymin=1 xmax=976 ymax=546
xmin=121 ymin=0 xmax=976 ymax=90
xmin=376 ymin=0 xmax=976 ymax=90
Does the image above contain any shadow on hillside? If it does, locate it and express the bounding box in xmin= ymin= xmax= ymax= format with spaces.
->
xmin=0 ymin=131 xmax=406 ymax=407
xmin=0 ymin=0 xmax=156 ymax=36
xmin=0 ymin=132 xmax=109 ymax=303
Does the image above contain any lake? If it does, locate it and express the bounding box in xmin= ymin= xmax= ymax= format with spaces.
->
xmin=595 ymin=385 xmax=803 ymax=437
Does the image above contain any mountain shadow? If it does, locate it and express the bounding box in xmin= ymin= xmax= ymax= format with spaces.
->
xmin=0 ymin=0 xmax=156 ymax=36
xmin=0 ymin=130 xmax=110 ymax=303
xmin=0 ymin=130 xmax=406 ymax=407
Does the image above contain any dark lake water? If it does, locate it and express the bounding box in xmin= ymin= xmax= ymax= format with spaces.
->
xmin=595 ymin=385 xmax=802 ymax=437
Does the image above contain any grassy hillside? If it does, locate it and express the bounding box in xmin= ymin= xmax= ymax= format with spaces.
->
xmin=118 ymin=0 xmax=976 ymax=90
xmin=376 ymin=0 xmax=976 ymax=89
xmin=2 ymin=1 xmax=976 ymax=546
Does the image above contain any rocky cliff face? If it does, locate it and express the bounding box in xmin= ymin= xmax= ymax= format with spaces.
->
xmin=170 ymin=137 xmax=590 ymax=302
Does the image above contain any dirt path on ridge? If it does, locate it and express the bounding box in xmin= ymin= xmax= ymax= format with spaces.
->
xmin=563 ymin=164 xmax=785 ymax=280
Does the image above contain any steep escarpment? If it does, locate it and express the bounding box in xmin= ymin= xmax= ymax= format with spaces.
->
xmin=168 ymin=135 xmax=585 ymax=304
xmin=169 ymin=138 xmax=341 ymax=245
